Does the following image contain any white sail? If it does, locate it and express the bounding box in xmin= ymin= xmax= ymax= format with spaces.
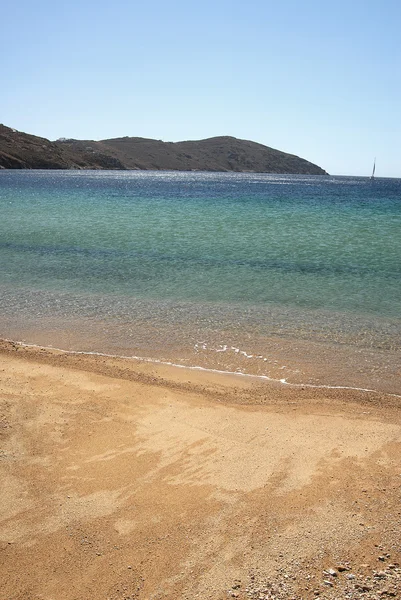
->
xmin=371 ymin=158 xmax=376 ymax=179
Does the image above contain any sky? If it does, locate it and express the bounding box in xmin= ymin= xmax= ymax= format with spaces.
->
xmin=1 ymin=0 xmax=401 ymax=176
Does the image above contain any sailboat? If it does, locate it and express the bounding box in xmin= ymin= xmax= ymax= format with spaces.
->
xmin=370 ymin=158 xmax=376 ymax=180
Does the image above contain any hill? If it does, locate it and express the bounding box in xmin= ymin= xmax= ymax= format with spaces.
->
xmin=0 ymin=125 xmax=327 ymax=174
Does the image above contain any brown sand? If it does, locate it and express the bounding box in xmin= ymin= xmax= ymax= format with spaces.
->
xmin=0 ymin=340 xmax=400 ymax=599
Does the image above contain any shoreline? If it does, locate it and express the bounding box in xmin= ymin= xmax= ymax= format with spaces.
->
xmin=3 ymin=336 xmax=401 ymax=399
xmin=0 ymin=338 xmax=401 ymax=399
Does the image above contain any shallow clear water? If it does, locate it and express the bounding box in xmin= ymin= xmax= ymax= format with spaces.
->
xmin=0 ymin=170 xmax=400 ymax=393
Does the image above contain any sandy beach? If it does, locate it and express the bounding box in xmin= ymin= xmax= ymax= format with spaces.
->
xmin=0 ymin=339 xmax=400 ymax=599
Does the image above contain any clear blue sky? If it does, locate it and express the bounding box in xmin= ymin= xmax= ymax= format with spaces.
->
xmin=2 ymin=0 xmax=400 ymax=176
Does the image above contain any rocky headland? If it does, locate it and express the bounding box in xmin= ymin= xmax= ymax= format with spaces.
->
xmin=0 ymin=124 xmax=327 ymax=174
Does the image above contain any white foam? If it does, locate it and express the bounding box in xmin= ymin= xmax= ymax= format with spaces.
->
xmin=215 ymin=345 xmax=228 ymax=353
xmin=197 ymin=342 xmax=264 ymax=361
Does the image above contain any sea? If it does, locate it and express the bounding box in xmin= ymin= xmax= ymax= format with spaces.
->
xmin=0 ymin=170 xmax=400 ymax=395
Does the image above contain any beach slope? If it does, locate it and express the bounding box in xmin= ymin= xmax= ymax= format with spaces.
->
xmin=0 ymin=341 xmax=400 ymax=599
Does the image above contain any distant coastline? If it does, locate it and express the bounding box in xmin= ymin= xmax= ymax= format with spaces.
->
xmin=0 ymin=124 xmax=327 ymax=174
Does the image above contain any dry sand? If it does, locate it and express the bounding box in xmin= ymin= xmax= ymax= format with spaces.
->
xmin=0 ymin=340 xmax=400 ymax=599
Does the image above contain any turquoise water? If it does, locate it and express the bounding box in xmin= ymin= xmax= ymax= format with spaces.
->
xmin=0 ymin=170 xmax=400 ymax=392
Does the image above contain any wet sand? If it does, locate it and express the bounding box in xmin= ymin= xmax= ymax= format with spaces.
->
xmin=0 ymin=340 xmax=400 ymax=599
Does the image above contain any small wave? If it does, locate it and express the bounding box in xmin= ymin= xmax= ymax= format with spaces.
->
xmin=195 ymin=342 xmax=263 ymax=360
xmin=5 ymin=338 xmax=400 ymax=398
